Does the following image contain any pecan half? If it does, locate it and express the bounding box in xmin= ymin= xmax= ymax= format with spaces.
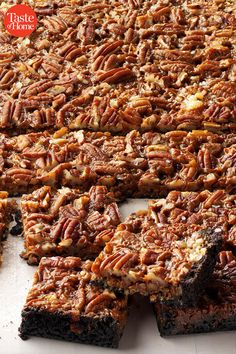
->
xmin=95 ymin=68 xmax=135 ymax=84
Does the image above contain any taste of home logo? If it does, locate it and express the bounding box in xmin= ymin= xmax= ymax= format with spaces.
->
xmin=4 ymin=4 xmax=37 ymax=37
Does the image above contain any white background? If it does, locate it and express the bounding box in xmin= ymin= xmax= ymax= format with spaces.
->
xmin=1 ymin=199 xmax=236 ymax=354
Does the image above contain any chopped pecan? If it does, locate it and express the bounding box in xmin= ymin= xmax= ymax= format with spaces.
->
xmin=198 ymin=148 xmax=214 ymax=171
xmin=21 ymin=186 xmax=52 ymax=212
xmin=202 ymin=190 xmax=225 ymax=209
xmin=120 ymin=108 xmax=142 ymax=128
xmin=32 ymin=108 xmax=56 ymax=127
xmin=89 ymin=96 xmax=122 ymax=131
xmin=4 ymin=168 xmax=34 ymax=185
xmin=82 ymin=4 xmax=110 ymax=13
xmin=34 ymin=7 xmax=55 ymax=16
xmin=60 ymin=204 xmax=87 ymax=219
xmin=31 ymin=55 xmax=63 ymax=79
xmin=104 ymin=203 xmax=121 ymax=226
xmin=92 ymin=54 xmax=121 ymax=72
xmin=0 ymin=52 xmax=15 ymax=65
xmin=22 ymin=145 xmax=47 ymax=159
xmin=212 ymin=82 xmax=236 ymax=99
xmin=80 ymin=143 xmax=107 ymax=161
xmin=159 ymin=60 xmax=194 ymax=73
xmin=57 ymin=94 xmax=92 ymax=126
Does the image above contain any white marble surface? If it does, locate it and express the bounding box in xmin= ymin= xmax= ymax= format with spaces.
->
xmin=1 ymin=199 xmax=236 ymax=354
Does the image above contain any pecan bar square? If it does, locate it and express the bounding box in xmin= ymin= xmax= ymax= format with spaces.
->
xmin=154 ymin=250 xmax=236 ymax=336
xmin=148 ymin=190 xmax=236 ymax=247
xmin=19 ymin=257 xmax=128 ymax=348
xmin=20 ymin=185 xmax=121 ymax=265
xmin=92 ymin=212 xmax=222 ymax=306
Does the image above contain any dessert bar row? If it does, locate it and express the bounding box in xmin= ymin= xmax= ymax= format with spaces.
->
xmin=20 ymin=187 xmax=236 ymax=269
xmin=1 ymin=129 xmax=236 ymax=196
xmin=0 ymin=0 xmax=236 ymax=133
xmin=0 ymin=186 xmax=236 ymax=345
xmin=21 ymin=187 xmax=236 ymax=307
xmin=20 ymin=185 xmax=222 ymax=307
xmin=18 ymin=248 xmax=236 ymax=346
xmin=20 ymin=187 xmax=235 ymax=302
xmin=19 ymin=188 xmax=236 ymax=345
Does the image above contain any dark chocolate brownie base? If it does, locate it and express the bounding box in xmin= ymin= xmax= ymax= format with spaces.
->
xmin=154 ymin=250 xmax=236 ymax=336
xmin=19 ymin=308 xmax=122 ymax=348
xmin=154 ymin=303 xmax=236 ymax=336
xmin=177 ymin=229 xmax=223 ymax=308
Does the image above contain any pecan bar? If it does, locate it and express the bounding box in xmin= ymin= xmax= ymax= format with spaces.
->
xmin=19 ymin=256 xmax=128 ymax=348
xmin=154 ymin=250 xmax=236 ymax=336
xmin=20 ymin=185 xmax=121 ymax=265
xmin=92 ymin=212 xmax=222 ymax=306
xmin=148 ymin=190 xmax=236 ymax=247
xmin=0 ymin=1 xmax=236 ymax=133
xmin=0 ymin=128 xmax=235 ymax=197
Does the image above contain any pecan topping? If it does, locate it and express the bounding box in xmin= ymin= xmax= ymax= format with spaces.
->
xmin=92 ymin=214 xmax=222 ymax=298
xmin=93 ymin=41 xmax=123 ymax=60
xmin=0 ymin=0 xmax=235 ymax=134
xmin=89 ymin=185 xmax=109 ymax=210
xmin=58 ymin=42 xmax=82 ymax=61
xmin=20 ymin=185 xmax=121 ymax=264
xmin=2 ymin=127 xmax=236 ymax=196
xmin=148 ymin=190 xmax=236 ymax=247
